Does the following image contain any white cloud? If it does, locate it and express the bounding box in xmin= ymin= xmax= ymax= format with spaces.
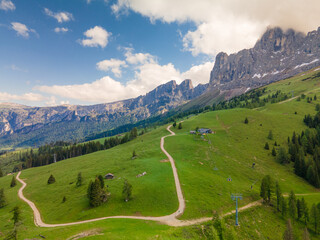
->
xmin=54 ymin=27 xmax=69 ymax=33
xmin=80 ymin=26 xmax=111 ymax=48
xmin=124 ymin=48 xmax=156 ymax=65
xmin=0 ymin=0 xmax=15 ymax=11
xmin=181 ymin=61 xmax=214 ymax=86
xmin=0 ymin=92 xmax=45 ymax=102
xmin=35 ymin=58 xmax=213 ymax=103
xmin=44 ymin=8 xmax=74 ymax=23
xmin=96 ymin=59 xmax=127 ymax=77
xmin=111 ymin=0 xmax=320 ymax=56
xmin=11 ymin=22 xmax=37 ymax=38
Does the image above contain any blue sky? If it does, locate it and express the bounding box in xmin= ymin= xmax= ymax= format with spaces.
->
xmin=0 ymin=0 xmax=319 ymax=106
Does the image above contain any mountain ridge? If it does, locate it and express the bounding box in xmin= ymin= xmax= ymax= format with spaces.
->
xmin=0 ymin=79 xmax=207 ymax=148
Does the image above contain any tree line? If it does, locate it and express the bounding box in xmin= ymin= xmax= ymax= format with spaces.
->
xmin=11 ymin=127 xmax=139 ymax=172
xmin=260 ymin=175 xmax=320 ymax=237
xmin=276 ymin=104 xmax=320 ymax=188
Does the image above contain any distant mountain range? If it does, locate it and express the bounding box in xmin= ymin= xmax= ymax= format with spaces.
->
xmin=0 ymin=80 xmax=207 ymax=149
xmin=2 ymin=26 xmax=320 ymax=149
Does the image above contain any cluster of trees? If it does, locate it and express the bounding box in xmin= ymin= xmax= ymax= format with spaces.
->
xmin=260 ymin=175 xmax=320 ymax=235
xmin=277 ymin=107 xmax=320 ymax=188
xmin=212 ymin=89 xmax=290 ymax=110
xmin=87 ymin=175 xmax=132 ymax=207
xmin=11 ymin=127 xmax=140 ymax=172
xmin=87 ymin=176 xmax=108 ymax=207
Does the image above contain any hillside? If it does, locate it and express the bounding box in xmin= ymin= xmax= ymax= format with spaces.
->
xmin=0 ymin=68 xmax=320 ymax=239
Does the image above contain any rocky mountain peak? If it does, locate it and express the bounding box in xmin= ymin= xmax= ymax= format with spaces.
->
xmin=209 ymin=26 xmax=320 ymax=93
xmin=254 ymin=27 xmax=305 ymax=54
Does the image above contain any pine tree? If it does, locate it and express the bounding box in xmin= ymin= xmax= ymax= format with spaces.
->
xmin=89 ymin=178 xmax=102 ymax=207
xmin=301 ymin=198 xmax=309 ymax=225
xmin=122 ymin=179 xmax=133 ymax=202
xmin=264 ymin=142 xmax=270 ymax=150
xmin=260 ymin=175 xmax=273 ymax=203
xmin=0 ymin=188 xmax=6 ymax=208
xmin=10 ymin=176 xmax=16 ymax=188
xmin=132 ymin=150 xmax=137 ymax=158
xmin=288 ymin=191 xmax=297 ymax=220
xmin=283 ymin=219 xmax=294 ymax=240
xmin=62 ymin=196 xmax=66 ymax=203
xmin=76 ymin=172 xmax=83 ymax=187
xmin=98 ymin=175 xmax=104 ymax=189
xmin=281 ymin=196 xmax=288 ymax=217
xmin=272 ymin=147 xmax=277 ymax=156
xmin=0 ymin=168 xmax=3 ymax=177
xmin=244 ymin=117 xmax=249 ymax=124
xmin=274 ymin=141 xmax=278 ymax=146
xmin=297 ymin=199 xmax=302 ymax=220
xmin=310 ymin=203 xmax=319 ymax=234
xmin=178 ymin=123 xmax=182 ymax=129
xmin=275 ymin=181 xmax=282 ymax=212
xmin=173 ymin=121 xmax=177 ymax=128
xmin=277 ymin=147 xmax=289 ymax=164
xmin=87 ymin=180 xmax=93 ymax=199
xmin=12 ymin=206 xmax=21 ymax=225
xmin=268 ymin=130 xmax=273 ymax=140
xmin=47 ymin=174 xmax=56 ymax=184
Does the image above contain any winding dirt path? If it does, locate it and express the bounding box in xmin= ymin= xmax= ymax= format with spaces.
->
xmin=16 ymin=125 xmax=260 ymax=228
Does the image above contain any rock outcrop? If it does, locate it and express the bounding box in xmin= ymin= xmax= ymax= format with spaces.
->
xmin=209 ymin=27 xmax=320 ymax=93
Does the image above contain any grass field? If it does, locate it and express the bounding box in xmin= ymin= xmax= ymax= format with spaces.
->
xmin=0 ymin=68 xmax=320 ymax=239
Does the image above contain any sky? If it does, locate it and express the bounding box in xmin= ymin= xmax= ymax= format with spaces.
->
xmin=0 ymin=0 xmax=319 ymax=106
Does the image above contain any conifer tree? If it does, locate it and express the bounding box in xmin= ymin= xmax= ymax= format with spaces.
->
xmin=264 ymin=142 xmax=270 ymax=150
xmin=244 ymin=117 xmax=249 ymax=124
xmin=178 ymin=122 xmax=182 ymax=129
xmin=76 ymin=172 xmax=83 ymax=187
xmin=173 ymin=121 xmax=177 ymax=128
xmin=98 ymin=175 xmax=104 ymax=189
xmin=301 ymin=198 xmax=309 ymax=225
xmin=47 ymin=174 xmax=56 ymax=184
xmin=283 ymin=219 xmax=294 ymax=240
xmin=62 ymin=196 xmax=66 ymax=203
xmin=297 ymin=199 xmax=302 ymax=220
xmin=272 ymin=147 xmax=277 ymax=156
xmin=0 ymin=168 xmax=3 ymax=177
xmin=275 ymin=181 xmax=281 ymax=212
xmin=310 ymin=203 xmax=319 ymax=234
xmin=89 ymin=178 xmax=102 ymax=207
xmin=268 ymin=130 xmax=273 ymax=140
xmin=122 ymin=179 xmax=132 ymax=202
xmin=12 ymin=206 xmax=21 ymax=225
xmin=281 ymin=196 xmax=288 ymax=217
xmin=132 ymin=150 xmax=137 ymax=158
xmin=260 ymin=175 xmax=273 ymax=203
xmin=288 ymin=191 xmax=297 ymax=220
xmin=0 ymin=188 xmax=6 ymax=208
xmin=10 ymin=176 xmax=16 ymax=188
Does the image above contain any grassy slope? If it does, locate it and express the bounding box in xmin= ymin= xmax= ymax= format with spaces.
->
xmin=0 ymin=68 xmax=320 ymax=239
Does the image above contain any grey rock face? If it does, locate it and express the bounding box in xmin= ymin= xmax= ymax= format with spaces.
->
xmin=209 ymin=27 xmax=320 ymax=93
xmin=0 ymin=79 xmax=207 ymax=142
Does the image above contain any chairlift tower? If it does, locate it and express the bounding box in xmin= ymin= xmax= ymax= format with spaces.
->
xmin=231 ymin=194 xmax=242 ymax=226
